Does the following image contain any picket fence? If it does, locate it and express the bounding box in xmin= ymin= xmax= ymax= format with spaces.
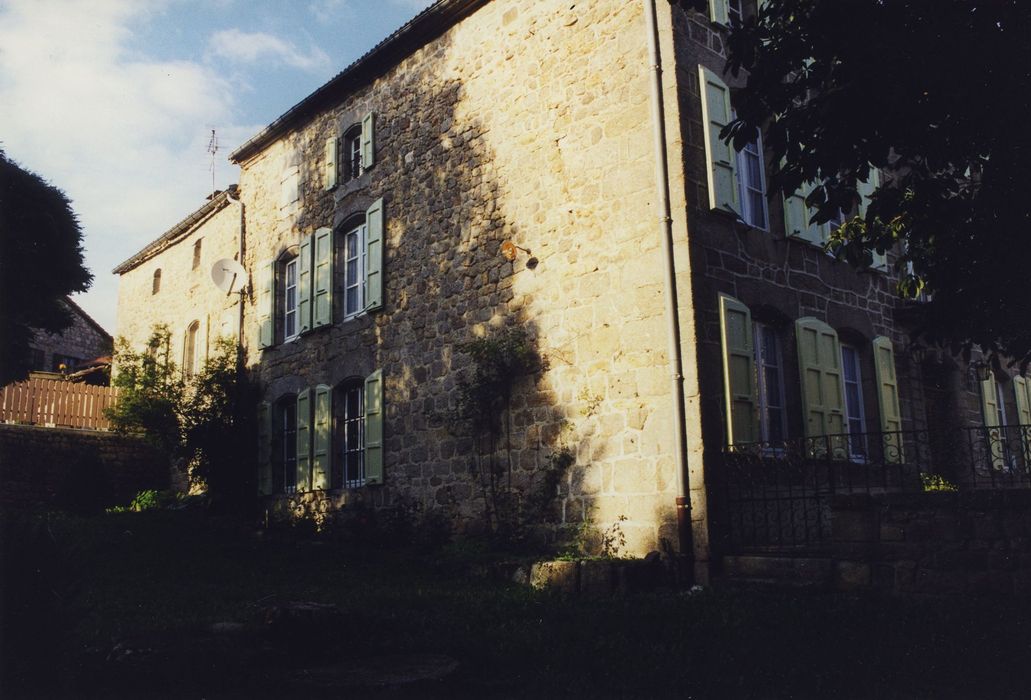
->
xmin=0 ymin=377 xmax=119 ymax=431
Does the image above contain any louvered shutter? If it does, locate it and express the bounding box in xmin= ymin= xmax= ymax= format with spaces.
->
xmin=859 ymin=172 xmax=887 ymax=271
xmin=698 ymin=66 xmax=739 ymax=214
xmin=1015 ymin=376 xmax=1031 ymax=462
xmin=361 ymin=112 xmax=375 ymax=171
xmin=796 ymin=317 xmax=846 ymax=457
xmin=980 ymin=374 xmax=1005 ymax=469
xmin=298 ymin=234 xmax=313 ymax=334
xmin=709 ymin=0 xmax=729 ymax=25
xmin=718 ymin=294 xmax=759 ymax=446
xmin=364 ymin=369 xmax=384 ymax=485
xmin=257 ymin=401 xmax=272 ymax=495
xmin=312 ymin=384 xmax=332 ymax=490
xmin=313 ymin=227 xmax=333 ymax=328
xmin=784 ymin=182 xmax=822 ymax=245
xmin=365 ymin=198 xmax=384 ymax=312
xmin=296 ymin=388 xmax=312 ymax=491
xmin=258 ymin=260 xmax=274 ymax=348
xmin=872 ymin=336 xmax=903 ymax=463
xmin=324 ymin=137 xmax=338 ymax=190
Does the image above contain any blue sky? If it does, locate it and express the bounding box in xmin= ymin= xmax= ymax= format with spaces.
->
xmin=0 ymin=0 xmax=434 ymax=333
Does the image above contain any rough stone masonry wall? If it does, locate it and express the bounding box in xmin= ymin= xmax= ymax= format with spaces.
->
xmin=832 ymin=491 xmax=1031 ymax=596
xmin=668 ymin=5 xmax=930 ymax=453
xmin=0 ymin=424 xmax=169 ymax=512
xmin=29 ymin=301 xmax=112 ymax=371
xmin=239 ymin=0 xmax=686 ymax=553
xmin=116 ymin=202 xmax=243 ymax=365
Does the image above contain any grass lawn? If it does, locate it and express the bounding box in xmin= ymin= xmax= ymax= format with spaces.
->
xmin=3 ymin=508 xmax=1031 ymax=699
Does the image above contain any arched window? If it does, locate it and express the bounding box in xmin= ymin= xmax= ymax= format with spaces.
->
xmin=183 ymin=321 xmax=200 ymax=378
xmin=192 ymin=239 xmax=202 ymax=271
xmin=273 ymin=395 xmax=298 ymax=494
xmin=152 ymin=269 xmax=161 ymax=295
xmin=334 ymin=379 xmax=365 ymax=488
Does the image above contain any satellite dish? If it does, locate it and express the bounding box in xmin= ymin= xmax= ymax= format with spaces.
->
xmin=211 ymin=258 xmax=249 ymax=294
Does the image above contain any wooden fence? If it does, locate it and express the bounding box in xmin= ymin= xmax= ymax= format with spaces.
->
xmin=0 ymin=378 xmax=119 ymax=431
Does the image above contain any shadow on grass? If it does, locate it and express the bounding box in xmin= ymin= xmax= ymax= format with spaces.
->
xmin=4 ymin=508 xmax=1031 ymax=699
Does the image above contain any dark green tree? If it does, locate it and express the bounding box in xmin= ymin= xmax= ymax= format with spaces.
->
xmin=714 ymin=0 xmax=1031 ymax=365
xmin=0 ymin=150 xmax=93 ymax=385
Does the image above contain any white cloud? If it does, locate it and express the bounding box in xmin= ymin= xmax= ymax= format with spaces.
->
xmin=387 ymin=0 xmax=436 ymax=10
xmin=208 ymin=28 xmax=330 ymax=71
xmin=0 ymin=0 xmax=259 ymax=333
xmin=308 ymin=0 xmax=353 ymax=24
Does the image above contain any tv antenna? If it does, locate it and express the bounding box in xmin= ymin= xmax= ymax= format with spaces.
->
xmin=207 ymin=129 xmax=219 ymax=194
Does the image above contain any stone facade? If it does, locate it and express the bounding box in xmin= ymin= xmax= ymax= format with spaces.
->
xmin=28 ymin=297 xmax=112 ymax=373
xmin=113 ymin=0 xmax=1026 ymax=576
xmin=113 ymin=189 xmax=244 ymax=369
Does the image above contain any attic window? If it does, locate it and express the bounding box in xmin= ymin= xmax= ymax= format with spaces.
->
xmin=343 ymin=124 xmax=363 ymax=181
xmin=152 ymin=269 xmax=162 ymax=295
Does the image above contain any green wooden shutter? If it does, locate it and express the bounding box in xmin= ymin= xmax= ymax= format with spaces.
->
xmin=783 ymin=190 xmax=811 ymax=241
xmin=296 ymin=388 xmax=312 ymax=491
xmin=361 ymin=112 xmax=375 ymax=171
xmin=698 ymin=66 xmax=739 ymax=214
xmin=718 ymin=294 xmax=759 ymax=446
xmin=796 ymin=317 xmax=846 ymax=456
xmin=324 ymin=137 xmax=338 ymax=190
xmin=298 ymin=234 xmax=313 ymax=334
xmin=364 ymin=369 xmax=384 ymax=485
xmin=1016 ymin=376 xmax=1031 ymax=463
xmin=709 ymin=0 xmax=729 ymax=25
xmin=312 ymin=384 xmax=332 ymax=490
xmin=872 ymin=336 xmax=903 ymax=464
xmin=313 ymin=227 xmax=333 ymax=328
xmin=858 ymin=172 xmax=887 ymax=271
xmin=980 ymin=374 xmax=1006 ymax=469
xmin=257 ymin=401 xmax=273 ymax=495
xmin=258 ymin=260 xmax=275 ymax=348
xmin=365 ymin=198 xmax=384 ymax=312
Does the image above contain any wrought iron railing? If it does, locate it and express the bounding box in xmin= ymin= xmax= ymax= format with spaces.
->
xmin=715 ymin=425 xmax=1031 ymax=550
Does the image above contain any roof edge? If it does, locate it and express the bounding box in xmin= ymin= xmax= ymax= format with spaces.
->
xmin=112 ymin=186 xmax=238 ymax=275
xmin=228 ymin=0 xmax=486 ymax=164
xmin=62 ymin=296 xmax=112 ymax=341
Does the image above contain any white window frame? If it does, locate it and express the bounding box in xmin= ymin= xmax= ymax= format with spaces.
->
xmin=840 ymin=344 xmax=868 ymax=460
xmin=736 ymin=128 xmax=769 ymax=230
xmin=728 ymin=0 xmax=744 ymax=24
xmin=283 ymin=256 xmax=300 ymax=341
xmin=343 ymin=124 xmax=363 ymax=181
xmin=338 ymin=380 xmax=366 ymax=488
xmin=754 ymin=322 xmax=787 ymax=445
xmin=343 ymin=222 xmax=367 ymax=320
xmin=279 ymin=398 xmax=298 ymax=494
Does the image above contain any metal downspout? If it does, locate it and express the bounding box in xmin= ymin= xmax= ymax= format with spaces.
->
xmin=643 ymin=0 xmax=693 ymax=577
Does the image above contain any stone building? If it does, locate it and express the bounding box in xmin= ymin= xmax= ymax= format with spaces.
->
xmin=28 ymin=297 xmax=112 ymax=376
xmin=114 ymin=0 xmax=1030 ymax=586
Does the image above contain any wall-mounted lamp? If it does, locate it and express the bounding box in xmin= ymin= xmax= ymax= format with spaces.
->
xmin=501 ymin=240 xmax=538 ymax=269
xmin=971 ymin=360 xmax=993 ymax=382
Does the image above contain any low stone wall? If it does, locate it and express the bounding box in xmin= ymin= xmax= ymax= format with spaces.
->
xmin=832 ymin=491 xmax=1031 ymax=596
xmin=0 ymin=424 xmax=169 ymax=513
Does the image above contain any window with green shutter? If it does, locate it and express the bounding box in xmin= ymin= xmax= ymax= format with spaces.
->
xmin=698 ymin=66 xmax=739 ymax=215
xmin=858 ymin=172 xmax=888 ymax=271
xmin=312 ymin=384 xmax=332 ymax=490
xmin=795 ymin=317 xmax=847 ymax=456
xmin=313 ymin=227 xmax=333 ymax=328
xmin=258 ymin=260 xmax=275 ymax=349
xmin=297 ymin=234 xmax=313 ymax=335
xmin=1014 ymin=376 xmax=1031 ymax=463
xmin=296 ymin=388 xmax=312 ymax=491
xmin=718 ymin=294 xmax=759 ymax=446
xmin=980 ymin=372 xmax=1006 ymax=469
xmin=364 ymin=369 xmax=384 ymax=485
xmin=365 ymin=198 xmax=384 ymax=313
xmin=872 ymin=336 xmax=903 ymax=463
xmin=361 ymin=112 xmax=375 ymax=171
xmin=324 ymin=137 xmax=338 ymax=191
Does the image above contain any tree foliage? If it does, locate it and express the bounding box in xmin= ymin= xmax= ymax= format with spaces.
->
xmin=719 ymin=0 xmax=1031 ymax=365
xmin=0 ymin=149 xmax=92 ymax=385
xmin=108 ymin=327 xmax=258 ymax=511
